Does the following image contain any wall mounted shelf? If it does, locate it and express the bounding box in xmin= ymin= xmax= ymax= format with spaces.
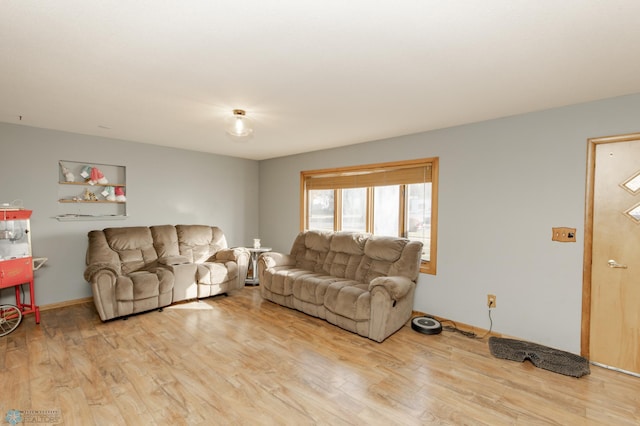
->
xmin=57 ymin=160 xmax=127 ymax=221
xmin=55 ymin=215 xmax=128 ymax=222
xmin=58 ymin=200 xmax=126 ymax=204
xmin=58 ymin=181 xmax=126 ymax=186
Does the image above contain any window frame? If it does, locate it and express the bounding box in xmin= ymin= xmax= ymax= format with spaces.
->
xmin=300 ymin=157 xmax=438 ymax=275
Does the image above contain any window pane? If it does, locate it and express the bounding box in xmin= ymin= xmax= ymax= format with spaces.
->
xmin=308 ymin=189 xmax=334 ymax=231
xmin=341 ymin=188 xmax=367 ymax=232
xmin=406 ymin=183 xmax=432 ymax=261
xmin=302 ymin=157 xmax=438 ymax=275
xmin=374 ymin=185 xmax=400 ymax=236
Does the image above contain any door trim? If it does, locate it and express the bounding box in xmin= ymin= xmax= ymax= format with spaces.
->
xmin=581 ymin=132 xmax=640 ymax=358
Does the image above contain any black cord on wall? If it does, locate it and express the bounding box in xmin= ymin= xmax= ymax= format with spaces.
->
xmin=440 ymin=309 xmax=493 ymax=339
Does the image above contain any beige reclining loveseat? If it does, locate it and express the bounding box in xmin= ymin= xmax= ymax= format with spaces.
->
xmin=85 ymin=225 xmax=249 ymax=321
xmin=258 ymin=230 xmax=423 ymax=342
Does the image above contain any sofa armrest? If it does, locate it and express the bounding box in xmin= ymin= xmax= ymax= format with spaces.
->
xmin=88 ymin=268 xmax=120 ymax=321
xmin=369 ymin=276 xmax=416 ymax=342
xmin=158 ymin=255 xmax=190 ymax=266
xmin=259 ymin=252 xmax=295 ymax=269
xmin=368 ymin=276 xmax=414 ymax=301
xmin=213 ymin=247 xmax=249 ymax=262
xmin=209 ymin=247 xmax=250 ymax=290
xmin=84 ymin=262 xmax=121 ymax=282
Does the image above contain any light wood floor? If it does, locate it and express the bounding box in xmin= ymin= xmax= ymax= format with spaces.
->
xmin=1 ymin=287 xmax=638 ymax=425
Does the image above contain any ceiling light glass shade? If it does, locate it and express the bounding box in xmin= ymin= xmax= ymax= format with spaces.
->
xmin=226 ymin=109 xmax=253 ymax=137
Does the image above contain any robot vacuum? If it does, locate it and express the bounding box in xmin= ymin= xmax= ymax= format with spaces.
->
xmin=411 ymin=316 xmax=443 ymax=335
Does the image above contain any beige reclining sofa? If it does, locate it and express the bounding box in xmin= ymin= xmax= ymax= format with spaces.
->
xmin=258 ymin=230 xmax=423 ymax=342
xmin=85 ymin=225 xmax=249 ymax=321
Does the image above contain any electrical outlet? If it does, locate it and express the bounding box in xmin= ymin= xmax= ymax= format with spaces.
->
xmin=487 ymin=294 xmax=496 ymax=308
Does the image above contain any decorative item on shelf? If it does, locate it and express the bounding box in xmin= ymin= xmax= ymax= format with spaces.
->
xmin=114 ymin=186 xmax=126 ymax=202
xmin=80 ymin=165 xmax=92 ymax=180
xmin=253 ymin=238 xmax=261 ymax=249
xmin=83 ymin=188 xmax=98 ymax=201
xmin=58 ymin=161 xmax=75 ymax=182
xmin=225 ymin=109 xmax=254 ymax=138
xmin=88 ymin=167 xmax=109 ymax=185
xmin=102 ymin=186 xmax=116 ymax=201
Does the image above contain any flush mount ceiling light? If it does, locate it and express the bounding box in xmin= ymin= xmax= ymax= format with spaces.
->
xmin=225 ymin=109 xmax=253 ymax=138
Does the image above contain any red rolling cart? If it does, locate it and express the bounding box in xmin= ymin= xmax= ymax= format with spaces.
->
xmin=0 ymin=208 xmax=40 ymax=325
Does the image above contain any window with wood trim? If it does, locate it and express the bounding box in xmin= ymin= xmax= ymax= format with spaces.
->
xmin=300 ymin=157 xmax=438 ymax=275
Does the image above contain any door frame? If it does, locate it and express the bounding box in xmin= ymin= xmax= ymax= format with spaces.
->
xmin=581 ymin=132 xmax=640 ymax=358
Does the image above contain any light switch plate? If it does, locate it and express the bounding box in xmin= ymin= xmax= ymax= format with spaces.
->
xmin=552 ymin=227 xmax=576 ymax=242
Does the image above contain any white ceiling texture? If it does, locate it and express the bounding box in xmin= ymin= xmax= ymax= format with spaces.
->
xmin=2 ymin=1 xmax=640 ymax=160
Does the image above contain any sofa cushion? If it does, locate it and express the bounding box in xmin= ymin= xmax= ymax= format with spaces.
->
xmin=104 ymin=227 xmax=158 ymax=274
xmin=291 ymin=274 xmax=344 ymax=305
xmin=263 ymin=268 xmax=310 ymax=296
xmin=356 ymin=236 xmax=409 ymax=283
xmin=324 ymin=281 xmax=371 ymax=321
xmin=115 ymin=269 xmax=173 ymax=301
xmin=150 ymin=225 xmax=180 ymax=257
xmin=177 ymin=225 xmax=227 ymax=263
xmin=388 ymin=240 xmax=423 ymax=281
xmin=291 ymin=230 xmax=331 ymax=272
xmin=322 ymin=232 xmax=366 ymax=279
xmin=364 ymin=236 xmax=407 ymax=262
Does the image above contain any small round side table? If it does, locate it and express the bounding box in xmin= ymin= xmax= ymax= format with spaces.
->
xmin=245 ymin=247 xmax=271 ymax=285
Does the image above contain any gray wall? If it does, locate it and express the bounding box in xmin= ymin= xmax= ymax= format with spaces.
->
xmin=4 ymin=92 xmax=639 ymax=354
xmin=0 ymin=123 xmax=259 ymax=306
xmin=258 ymin=93 xmax=640 ymax=353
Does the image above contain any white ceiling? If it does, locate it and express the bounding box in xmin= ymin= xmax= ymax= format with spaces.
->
xmin=2 ymin=1 xmax=640 ymax=160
